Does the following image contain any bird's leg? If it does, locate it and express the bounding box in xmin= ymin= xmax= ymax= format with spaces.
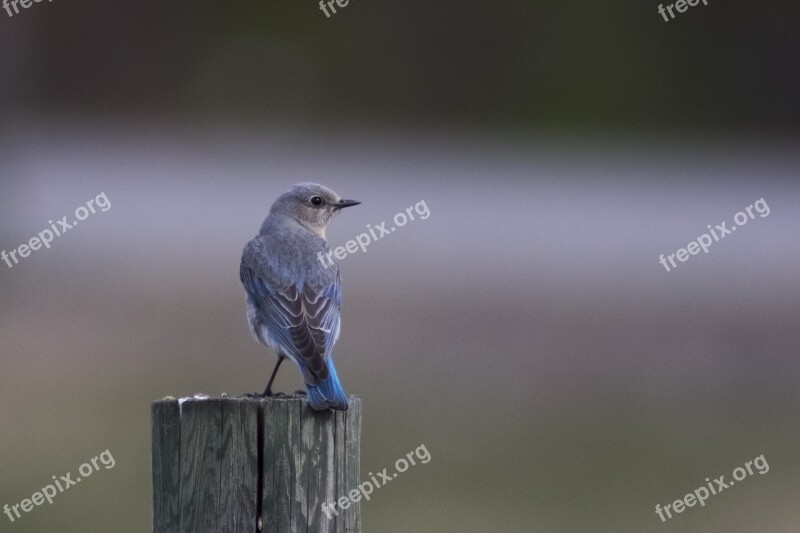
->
xmin=262 ymin=356 xmax=285 ymax=397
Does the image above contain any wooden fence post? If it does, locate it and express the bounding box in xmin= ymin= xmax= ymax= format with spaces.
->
xmin=152 ymin=395 xmax=361 ymax=533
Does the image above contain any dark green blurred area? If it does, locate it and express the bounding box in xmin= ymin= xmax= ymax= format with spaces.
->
xmin=1 ymin=0 xmax=798 ymax=132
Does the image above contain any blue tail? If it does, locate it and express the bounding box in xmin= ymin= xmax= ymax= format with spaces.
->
xmin=307 ymin=357 xmax=348 ymax=411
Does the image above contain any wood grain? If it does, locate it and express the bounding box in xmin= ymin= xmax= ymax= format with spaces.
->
xmin=152 ymin=396 xmax=361 ymax=533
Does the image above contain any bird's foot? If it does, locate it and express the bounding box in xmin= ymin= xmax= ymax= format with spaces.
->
xmin=243 ymin=390 xmax=288 ymax=398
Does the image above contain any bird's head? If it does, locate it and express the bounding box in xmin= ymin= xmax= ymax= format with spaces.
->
xmin=270 ymin=183 xmax=360 ymax=238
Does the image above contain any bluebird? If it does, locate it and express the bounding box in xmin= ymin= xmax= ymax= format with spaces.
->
xmin=240 ymin=183 xmax=360 ymax=411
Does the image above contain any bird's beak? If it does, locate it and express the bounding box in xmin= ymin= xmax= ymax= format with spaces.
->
xmin=334 ymin=199 xmax=361 ymax=210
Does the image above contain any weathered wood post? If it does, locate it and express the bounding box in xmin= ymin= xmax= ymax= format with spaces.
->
xmin=152 ymin=395 xmax=361 ymax=533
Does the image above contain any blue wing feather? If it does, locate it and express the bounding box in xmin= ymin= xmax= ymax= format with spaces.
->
xmin=240 ymin=264 xmax=342 ymax=385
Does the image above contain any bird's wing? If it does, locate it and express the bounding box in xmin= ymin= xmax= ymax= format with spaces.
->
xmin=240 ymin=264 xmax=342 ymax=385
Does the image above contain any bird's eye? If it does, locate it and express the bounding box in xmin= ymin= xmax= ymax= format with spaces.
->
xmin=310 ymin=196 xmax=323 ymax=206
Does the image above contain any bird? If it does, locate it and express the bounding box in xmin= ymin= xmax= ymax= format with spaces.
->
xmin=240 ymin=183 xmax=360 ymax=411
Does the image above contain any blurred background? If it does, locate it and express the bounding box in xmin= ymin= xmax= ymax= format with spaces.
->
xmin=1 ymin=1 xmax=798 ymax=532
